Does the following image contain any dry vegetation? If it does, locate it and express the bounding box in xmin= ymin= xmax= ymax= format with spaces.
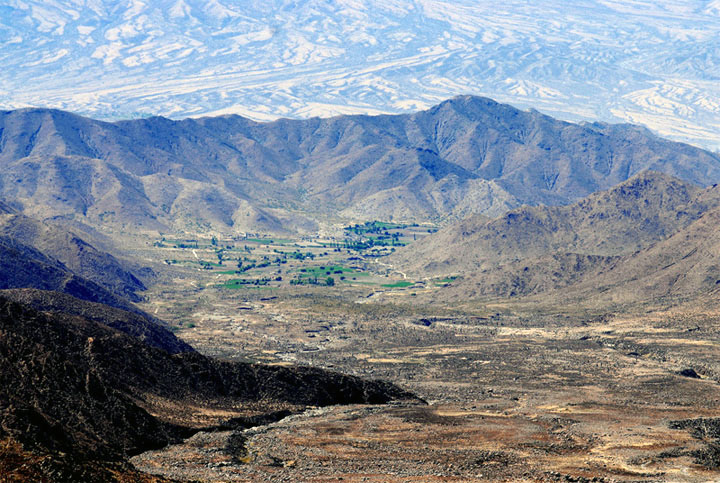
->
xmin=123 ymin=230 xmax=720 ymax=481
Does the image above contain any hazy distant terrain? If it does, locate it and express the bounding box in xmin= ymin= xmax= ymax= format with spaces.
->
xmin=2 ymin=0 xmax=719 ymax=150
xmin=2 ymin=96 xmax=719 ymax=234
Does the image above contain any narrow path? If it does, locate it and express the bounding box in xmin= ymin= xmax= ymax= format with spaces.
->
xmin=374 ymin=260 xmax=408 ymax=279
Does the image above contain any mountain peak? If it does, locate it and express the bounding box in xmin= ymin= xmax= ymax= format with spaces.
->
xmin=429 ymin=95 xmax=517 ymax=119
xmin=599 ymin=170 xmax=699 ymax=199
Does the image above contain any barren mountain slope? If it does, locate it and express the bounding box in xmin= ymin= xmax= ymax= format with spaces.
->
xmin=4 ymin=1 xmax=720 ymax=152
xmin=2 ymin=97 xmax=719 ymax=233
xmin=393 ymin=171 xmax=706 ymax=276
xmin=411 ymin=175 xmax=720 ymax=307
xmin=425 ymin=252 xmax=621 ymax=301
xmin=0 ymin=213 xmax=147 ymax=301
xmin=1 ymin=288 xmax=192 ymax=354
xmin=557 ymin=205 xmax=720 ymax=306
xmin=0 ymin=200 xmax=18 ymax=214
xmin=445 ymin=202 xmax=720 ymax=307
xmin=0 ymin=234 xmax=132 ymax=308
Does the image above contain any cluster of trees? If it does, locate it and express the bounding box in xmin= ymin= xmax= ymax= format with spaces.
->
xmin=340 ymin=221 xmax=409 ymax=251
xmin=344 ymin=221 xmax=408 ymax=235
xmin=290 ymin=275 xmax=335 ymax=286
xmin=325 ymin=234 xmax=403 ymax=251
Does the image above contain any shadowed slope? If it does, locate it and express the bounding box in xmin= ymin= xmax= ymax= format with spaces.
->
xmin=0 ymin=295 xmax=417 ymax=480
xmin=0 ymin=213 xmax=147 ymax=301
xmin=0 ymin=235 xmax=191 ymax=353
xmin=1 ymin=289 xmax=192 ymax=354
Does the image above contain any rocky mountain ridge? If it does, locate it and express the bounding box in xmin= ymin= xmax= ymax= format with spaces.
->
xmin=4 ymin=0 xmax=720 ymax=151
xmin=2 ymin=96 xmax=720 ymax=234
xmin=0 ymin=293 xmax=416 ymax=480
xmin=402 ymin=171 xmax=720 ymax=306
xmin=393 ymin=171 xmax=708 ymax=275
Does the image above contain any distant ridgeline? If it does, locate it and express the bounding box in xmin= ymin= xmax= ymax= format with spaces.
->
xmin=1 ymin=95 xmax=719 ymax=235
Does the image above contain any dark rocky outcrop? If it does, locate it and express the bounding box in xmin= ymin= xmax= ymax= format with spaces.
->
xmin=0 ymin=288 xmax=192 ymax=354
xmin=0 ymin=295 xmax=417 ymax=479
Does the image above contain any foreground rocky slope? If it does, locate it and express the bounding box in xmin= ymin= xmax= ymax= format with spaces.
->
xmin=2 ymin=96 xmax=719 ymax=233
xmin=0 ymin=294 xmax=417 ymax=480
xmin=1 ymin=288 xmax=191 ymax=354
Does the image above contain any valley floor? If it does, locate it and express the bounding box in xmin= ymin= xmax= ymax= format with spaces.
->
xmin=124 ymin=235 xmax=720 ymax=481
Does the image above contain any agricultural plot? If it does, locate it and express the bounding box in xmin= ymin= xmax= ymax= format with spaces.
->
xmin=147 ymin=221 xmax=440 ymax=296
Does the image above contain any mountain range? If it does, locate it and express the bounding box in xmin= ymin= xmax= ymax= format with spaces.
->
xmin=2 ymin=96 xmax=720 ymax=234
xmin=396 ymin=171 xmax=720 ymax=307
xmin=4 ymin=93 xmax=720 ymax=479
